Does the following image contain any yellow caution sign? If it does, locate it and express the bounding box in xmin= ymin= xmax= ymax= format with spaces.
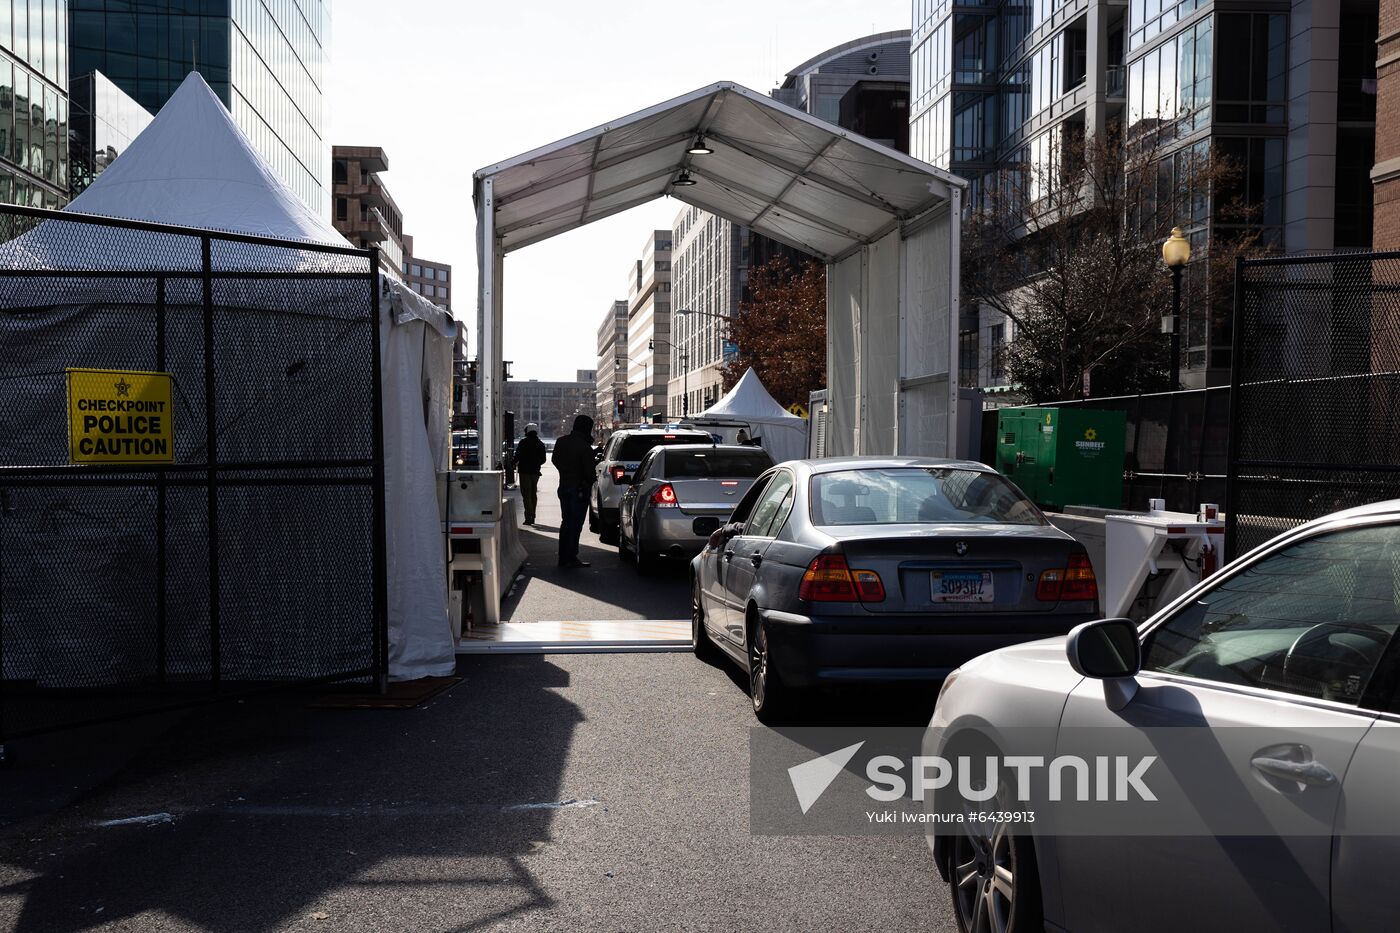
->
xmin=787 ymin=402 xmax=809 ymax=418
xmin=67 ymin=369 xmax=174 ymax=463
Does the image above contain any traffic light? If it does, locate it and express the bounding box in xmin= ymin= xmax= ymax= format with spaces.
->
xmin=616 ymin=398 xmax=626 ymax=418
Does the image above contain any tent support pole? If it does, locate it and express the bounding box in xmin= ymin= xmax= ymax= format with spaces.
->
xmin=201 ymin=235 xmax=219 ymax=690
xmin=368 ymin=248 xmax=389 ymax=693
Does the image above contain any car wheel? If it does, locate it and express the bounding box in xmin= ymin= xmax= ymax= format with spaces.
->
xmin=634 ymin=531 xmax=658 ymax=575
xmin=599 ymin=520 xmax=619 ymax=546
xmin=949 ymin=793 xmax=1043 ymax=933
xmin=748 ymin=611 xmax=793 ymax=724
xmin=691 ymin=577 xmax=719 ymax=662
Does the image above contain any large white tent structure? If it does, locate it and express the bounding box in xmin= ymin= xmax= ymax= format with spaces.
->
xmin=695 ymin=369 xmax=808 ymax=464
xmin=473 ymin=81 xmax=966 ymax=467
xmin=0 ymin=73 xmax=458 ymax=682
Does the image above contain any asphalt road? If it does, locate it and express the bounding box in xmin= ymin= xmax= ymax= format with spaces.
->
xmin=503 ymin=465 xmax=694 ymax=623
xmin=0 ymin=652 xmax=954 ymax=931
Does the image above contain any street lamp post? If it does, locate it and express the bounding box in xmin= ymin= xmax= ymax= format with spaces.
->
xmin=1161 ymin=226 xmax=1191 ymax=390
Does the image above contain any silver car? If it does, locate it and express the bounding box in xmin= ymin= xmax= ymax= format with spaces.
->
xmin=924 ymin=499 xmax=1400 ymax=933
xmin=690 ymin=458 xmax=1100 ymax=721
xmin=589 ymin=427 xmax=713 ymax=544
xmin=618 ymin=444 xmax=774 ymax=573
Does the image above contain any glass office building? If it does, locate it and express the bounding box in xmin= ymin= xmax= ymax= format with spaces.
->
xmin=69 ymin=69 xmax=152 ymax=196
xmin=68 ymin=0 xmax=329 ymax=215
xmin=912 ymin=0 xmax=1377 ymax=388
xmin=0 ymin=0 xmax=69 ymax=207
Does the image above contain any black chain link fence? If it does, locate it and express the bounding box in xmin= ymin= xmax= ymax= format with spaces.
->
xmin=0 ymin=205 xmax=387 ymax=741
xmin=1228 ymin=252 xmax=1400 ymax=557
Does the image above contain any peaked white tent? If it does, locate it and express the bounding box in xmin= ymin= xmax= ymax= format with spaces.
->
xmin=1 ymin=73 xmax=457 ymax=682
xmin=696 ymin=368 xmax=808 ymax=464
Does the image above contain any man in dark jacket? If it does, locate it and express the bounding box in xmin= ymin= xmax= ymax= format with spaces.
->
xmin=550 ymin=414 xmax=596 ymax=568
xmin=514 ymin=423 xmax=547 ymax=526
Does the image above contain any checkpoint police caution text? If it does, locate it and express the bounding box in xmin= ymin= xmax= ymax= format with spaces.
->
xmin=67 ymin=369 xmax=174 ymax=463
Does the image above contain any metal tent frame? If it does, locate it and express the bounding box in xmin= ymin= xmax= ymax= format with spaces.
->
xmin=473 ymin=80 xmax=966 ymax=467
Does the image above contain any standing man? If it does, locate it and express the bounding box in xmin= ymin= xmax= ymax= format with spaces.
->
xmin=514 ymin=422 xmax=546 ymax=526
xmin=551 ymin=414 xmax=596 ymax=568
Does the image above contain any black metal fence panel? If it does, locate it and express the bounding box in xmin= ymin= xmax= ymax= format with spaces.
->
xmin=0 ymin=205 xmax=388 ymax=741
xmin=1228 ymin=252 xmax=1400 ymax=557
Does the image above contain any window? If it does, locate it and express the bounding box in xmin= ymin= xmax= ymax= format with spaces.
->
xmin=1216 ymin=12 xmax=1287 ymax=123
xmin=745 ymin=472 xmax=795 ymax=537
xmin=1142 ymin=524 xmax=1400 ymax=705
xmin=664 ymin=449 xmax=774 ymax=479
xmin=988 ymin=322 xmax=1007 ymax=382
xmin=411 ymin=263 xmax=422 ymax=277
xmin=335 ymin=197 xmax=346 ymax=221
xmin=437 ymin=268 xmax=448 ymax=282
xmin=811 ymin=468 xmax=1045 ymax=526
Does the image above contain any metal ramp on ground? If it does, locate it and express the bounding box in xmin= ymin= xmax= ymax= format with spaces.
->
xmin=455 ymin=620 xmax=691 ymax=654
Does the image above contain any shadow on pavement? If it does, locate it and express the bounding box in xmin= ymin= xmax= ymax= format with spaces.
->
xmin=0 ymin=655 xmax=581 ymax=932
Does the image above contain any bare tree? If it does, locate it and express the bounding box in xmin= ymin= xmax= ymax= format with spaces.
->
xmin=962 ymin=126 xmax=1262 ymax=402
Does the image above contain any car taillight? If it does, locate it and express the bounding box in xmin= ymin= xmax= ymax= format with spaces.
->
xmin=799 ymin=554 xmax=884 ymax=603
xmin=611 ymin=466 xmax=627 ymax=483
xmin=650 ymin=483 xmax=679 ymax=508
xmin=1062 ymin=553 xmax=1098 ymax=601
xmin=1037 ymin=553 xmax=1098 ymax=602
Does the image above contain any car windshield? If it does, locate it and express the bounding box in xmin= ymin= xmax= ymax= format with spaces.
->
xmin=810 ymin=468 xmax=1045 ymax=526
xmin=664 ymin=449 xmax=772 ymax=479
xmin=616 ymin=433 xmax=711 ymax=461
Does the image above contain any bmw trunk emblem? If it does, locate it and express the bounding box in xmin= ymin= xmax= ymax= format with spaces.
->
xmin=955 ymin=541 xmax=968 ymax=557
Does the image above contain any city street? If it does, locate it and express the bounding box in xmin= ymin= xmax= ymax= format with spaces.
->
xmin=0 ymin=463 xmax=954 ymax=932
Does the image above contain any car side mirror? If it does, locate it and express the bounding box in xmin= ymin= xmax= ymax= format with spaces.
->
xmin=1066 ymin=618 xmax=1142 ymax=711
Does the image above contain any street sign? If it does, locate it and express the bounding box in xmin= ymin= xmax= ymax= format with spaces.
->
xmin=787 ymin=402 xmax=809 ymax=418
xmin=722 ymin=340 xmax=739 ymax=362
xmin=67 ymin=368 xmax=174 ymax=463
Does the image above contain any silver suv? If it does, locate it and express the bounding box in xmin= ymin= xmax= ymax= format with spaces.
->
xmin=590 ymin=426 xmax=713 ymax=544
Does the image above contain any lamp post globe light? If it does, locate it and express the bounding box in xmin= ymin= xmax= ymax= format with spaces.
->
xmin=1161 ymin=227 xmax=1191 ymax=390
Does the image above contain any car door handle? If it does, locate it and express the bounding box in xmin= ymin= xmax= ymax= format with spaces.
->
xmin=723 ymin=550 xmax=734 ymax=562
xmin=750 ymin=552 xmax=763 ymax=567
xmin=1250 ymin=752 xmax=1337 ymax=788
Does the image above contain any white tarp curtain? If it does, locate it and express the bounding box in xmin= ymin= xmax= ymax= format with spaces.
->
xmin=823 ymin=208 xmax=955 ymax=458
xmin=695 ymin=368 xmax=809 ymax=464
xmin=0 ymin=73 xmax=456 ymax=681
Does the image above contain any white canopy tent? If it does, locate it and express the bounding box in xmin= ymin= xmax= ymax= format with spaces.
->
xmin=0 ymin=74 xmax=457 ymax=682
xmin=695 ymin=368 xmax=808 ymax=464
xmin=474 ymin=81 xmax=966 ymax=468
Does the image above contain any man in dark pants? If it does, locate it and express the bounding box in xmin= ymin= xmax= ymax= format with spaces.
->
xmin=514 ymin=422 xmax=547 ymax=526
xmin=550 ymin=414 xmax=596 ymax=568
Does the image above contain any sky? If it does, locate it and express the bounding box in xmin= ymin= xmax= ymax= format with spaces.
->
xmin=325 ymin=0 xmax=913 ymax=382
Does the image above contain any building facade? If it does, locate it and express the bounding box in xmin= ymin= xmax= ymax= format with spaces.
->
xmin=1374 ymin=0 xmax=1400 ymax=246
xmin=68 ymin=70 xmax=153 ymax=197
xmin=68 ymin=0 xmax=329 ymax=215
xmin=330 ymin=145 xmax=404 ymax=273
xmin=772 ymin=30 xmax=912 ymax=149
xmin=596 ymin=299 xmax=628 ymax=425
xmin=913 ymin=0 xmax=1378 ymax=390
xmin=624 ymin=230 xmax=672 ymax=422
xmin=0 ymin=0 xmax=69 ymax=208
xmin=503 ymin=372 xmax=597 ymax=440
xmin=401 ymin=233 xmax=451 ymax=311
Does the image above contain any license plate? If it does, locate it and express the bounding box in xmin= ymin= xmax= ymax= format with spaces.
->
xmin=931 ymin=571 xmax=994 ymax=603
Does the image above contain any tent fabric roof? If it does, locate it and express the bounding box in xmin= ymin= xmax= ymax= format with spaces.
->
xmin=474 ymin=81 xmax=965 ymax=262
xmin=64 ymin=72 xmax=348 ymax=245
xmin=701 ymin=368 xmax=804 ymax=423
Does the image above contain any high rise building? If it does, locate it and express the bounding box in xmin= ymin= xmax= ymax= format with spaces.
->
xmin=912 ymin=0 xmax=1378 ymax=389
xmin=625 ymin=230 xmax=671 ymax=421
xmin=68 ymin=0 xmax=329 ymax=215
xmin=1373 ymin=0 xmax=1400 ymax=246
xmin=68 ymin=70 xmax=153 ymax=197
xmin=667 ymin=33 xmax=910 ymax=418
xmin=330 ymin=145 xmax=404 ymax=273
xmin=0 ymin=0 xmax=69 ymax=208
xmin=596 ymin=299 xmax=628 ymax=425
